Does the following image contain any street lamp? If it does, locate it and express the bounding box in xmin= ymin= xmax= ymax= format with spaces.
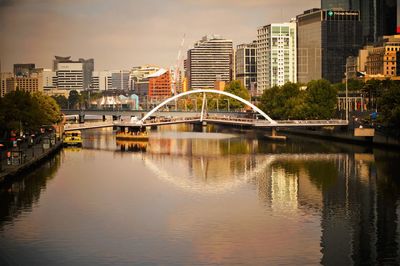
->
xmin=345 ymin=60 xmax=349 ymax=122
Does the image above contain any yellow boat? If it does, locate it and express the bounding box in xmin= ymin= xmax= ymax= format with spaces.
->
xmin=63 ymin=130 xmax=83 ymax=146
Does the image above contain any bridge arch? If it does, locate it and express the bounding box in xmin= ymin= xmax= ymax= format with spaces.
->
xmin=139 ymin=89 xmax=277 ymax=125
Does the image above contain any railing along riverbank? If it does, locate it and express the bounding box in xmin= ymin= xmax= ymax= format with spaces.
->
xmin=0 ymin=139 xmax=63 ymax=183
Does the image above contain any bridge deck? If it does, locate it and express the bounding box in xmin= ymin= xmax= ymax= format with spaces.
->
xmin=64 ymin=115 xmax=348 ymax=131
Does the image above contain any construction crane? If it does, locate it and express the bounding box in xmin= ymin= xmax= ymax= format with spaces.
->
xmin=171 ymin=34 xmax=185 ymax=96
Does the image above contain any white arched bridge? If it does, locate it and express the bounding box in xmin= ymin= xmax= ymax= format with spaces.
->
xmin=64 ymin=89 xmax=348 ymax=131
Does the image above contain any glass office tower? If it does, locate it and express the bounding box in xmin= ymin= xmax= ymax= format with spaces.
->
xmin=321 ymin=0 xmax=397 ymax=44
xmin=297 ymin=9 xmax=363 ymax=83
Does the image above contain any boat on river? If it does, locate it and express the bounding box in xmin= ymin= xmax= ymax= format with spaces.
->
xmin=63 ymin=130 xmax=82 ymax=146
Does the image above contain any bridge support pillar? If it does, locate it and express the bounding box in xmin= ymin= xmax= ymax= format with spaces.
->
xmin=265 ymin=127 xmax=287 ymax=141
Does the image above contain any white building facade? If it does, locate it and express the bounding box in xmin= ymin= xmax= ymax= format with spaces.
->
xmin=257 ymin=21 xmax=297 ymax=93
xmin=55 ymin=62 xmax=84 ymax=90
xmin=91 ymin=71 xmax=112 ymax=91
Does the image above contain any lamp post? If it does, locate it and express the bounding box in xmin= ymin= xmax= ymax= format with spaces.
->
xmin=345 ymin=61 xmax=349 ymax=122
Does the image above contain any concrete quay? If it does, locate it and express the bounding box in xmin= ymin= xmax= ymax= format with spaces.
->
xmin=0 ymin=140 xmax=63 ymax=184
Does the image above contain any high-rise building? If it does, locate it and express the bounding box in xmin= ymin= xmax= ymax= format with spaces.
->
xmin=31 ymin=68 xmax=57 ymax=91
xmin=91 ymin=71 xmax=112 ymax=91
xmin=0 ymin=73 xmax=13 ymax=97
xmin=13 ymin=64 xmax=35 ymax=77
xmin=148 ymin=69 xmax=172 ymax=100
xmin=257 ymin=21 xmax=297 ymax=92
xmin=321 ymin=0 xmax=359 ymax=9
xmin=53 ymin=56 xmax=94 ymax=90
xmin=187 ymin=35 xmax=233 ymax=89
xmin=5 ymin=76 xmax=42 ymax=94
xmin=235 ymin=41 xmax=257 ymax=93
xmin=111 ymin=70 xmax=130 ymax=91
xmin=79 ymin=58 xmax=94 ymax=90
xmin=321 ymin=0 xmax=397 ymax=44
xmin=297 ymin=9 xmax=363 ymax=83
xmin=56 ymin=62 xmax=83 ymax=90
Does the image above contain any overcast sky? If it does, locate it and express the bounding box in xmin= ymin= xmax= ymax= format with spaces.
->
xmin=0 ymin=0 xmax=319 ymax=71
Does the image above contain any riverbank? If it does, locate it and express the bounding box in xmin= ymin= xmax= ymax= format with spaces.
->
xmin=0 ymin=140 xmax=63 ymax=184
xmin=280 ymin=127 xmax=400 ymax=149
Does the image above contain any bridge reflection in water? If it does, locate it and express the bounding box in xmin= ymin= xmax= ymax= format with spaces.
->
xmin=0 ymin=125 xmax=399 ymax=265
xmin=114 ymin=128 xmax=400 ymax=265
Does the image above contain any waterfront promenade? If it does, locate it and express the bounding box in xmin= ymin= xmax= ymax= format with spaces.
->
xmin=0 ymin=138 xmax=62 ymax=183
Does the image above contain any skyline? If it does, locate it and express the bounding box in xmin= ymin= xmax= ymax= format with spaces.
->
xmin=0 ymin=0 xmax=319 ymax=72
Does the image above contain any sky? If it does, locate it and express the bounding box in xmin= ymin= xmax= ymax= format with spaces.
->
xmin=0 ymin=0 xmax=319 ymax=72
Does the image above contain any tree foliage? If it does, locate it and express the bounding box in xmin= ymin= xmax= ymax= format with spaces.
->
xmin=221 ymin=80 xmax=250 ymax=110
xmin=259 ymin=82 xmax=307 ymax=119
xmin=304 ymin=80 xmax=337 ymax=119
xmin=0 ymin=91 xmax=62 ymax=136
xmin=258 ymin=80 xmax=337 ymax=120
xmin=52 ymin=95 xmax=68 ymax=109
xmin=378 ymin=81 xmax=400 ymax=128
xmin=332 ymin=79 xmax=364 ymax=91
xmin=68 ymin=90 xmax=81 ymax=109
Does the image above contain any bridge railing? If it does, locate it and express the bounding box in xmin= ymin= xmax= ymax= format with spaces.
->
xmin=275 ymin=119 xmax=348 ymax=125
xmin=205 ymin=114 xmax=255 ymax=123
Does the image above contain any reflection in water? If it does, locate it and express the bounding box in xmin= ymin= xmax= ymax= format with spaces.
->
xmin=116 ymin=140 xmax=147 ymax=153
xmin=0 ymin=125 xmax=399 ymax=265
xmin=0 ymin=154 xmax=61 ymax=229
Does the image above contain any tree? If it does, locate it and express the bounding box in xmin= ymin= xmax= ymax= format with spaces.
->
xmin=304 ymin=79 xmax=337 ymax=119
xmin=52 ymin=95 xmax=68 ymax=109
xmin=68 ymin=90 xmax=81 ymax=109
xmin=378 ymin=82 xmax=400 ymax=128
xmin=32 ymin=93 xmax=63 ymax=125
xmin=332 ymin=79 xmax=364 ymax=91
xmin=221 ymin=80 xmax=250 ymax=110
xmin=258 ymin=82 xmax=306 ymax=120
xmin=0 ymin=91 xmax=62 ymax=137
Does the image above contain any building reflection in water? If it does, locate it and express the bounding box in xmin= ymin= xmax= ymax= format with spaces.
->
xmin=135 ymin=130 xmax=400 ymax=264
xmin=0 ymin=154 xmax=62 ymax=229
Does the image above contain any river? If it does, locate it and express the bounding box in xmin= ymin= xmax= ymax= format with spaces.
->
xmin=0 ymin=124 xmax=399 ymax=265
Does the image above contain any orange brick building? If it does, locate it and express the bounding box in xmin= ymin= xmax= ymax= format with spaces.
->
xmin=148 ymin=69 xmax=172 ymax=100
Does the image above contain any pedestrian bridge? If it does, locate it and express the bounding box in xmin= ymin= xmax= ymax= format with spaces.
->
xmin=64 ymin=89 xmax=348 ymax=131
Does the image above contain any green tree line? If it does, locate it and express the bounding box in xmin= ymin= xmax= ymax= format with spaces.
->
xmin=0 ymin=91 xmax=62 ymax=138
xmin=258 ymin=80 xmax=337 ymax=120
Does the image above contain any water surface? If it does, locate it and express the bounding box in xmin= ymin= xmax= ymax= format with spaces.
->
xmin=0 ymin=125 xmax=399 ymax=265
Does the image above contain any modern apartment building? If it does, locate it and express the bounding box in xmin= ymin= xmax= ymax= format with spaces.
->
xmin=321 ymin=0 xmax=397 ymax=44
xmin=257 ymin=21 xmax=297 ymax=92
xmin=187 ymin=35 xmax=233 ymax=89
xmin=297 ymin=9 xmax=363 ymax=83
xmin=148 ymin=69 xmax=172 ymax=100
xmin=235 ymin=41 xmax=257 ymax=93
